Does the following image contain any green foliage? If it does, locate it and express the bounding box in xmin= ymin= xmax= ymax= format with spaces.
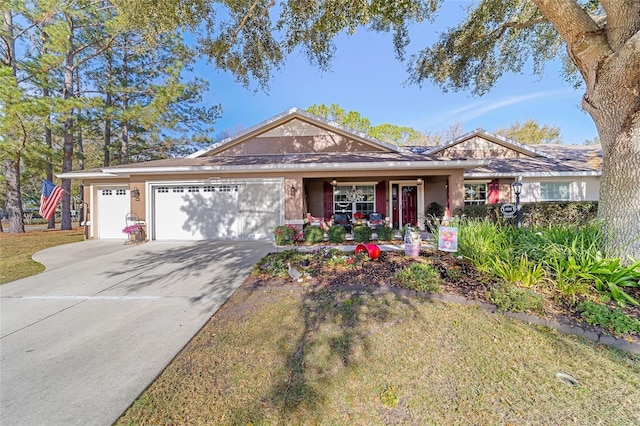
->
xmin=579 ymin=301 xmax=640 ymax=336
xmin=306 ymin=104 xmax=425 ymax=145
xmin=273 ymin=225 xmax=302 ymax=245
xmin=587 ymin=257 xmax=640 ymax=306
xmin=375 ymin=226 xmax=394 ymax=242
xmin=456 ymin=219 xmax=509 ymax=270
xmin=369 ymin=123 xmax=426 ymax=145
xmin=495 ymin=119 xmax=562 ymax=144
xmin=353 ymin=225 xmax=372 ymax=243
xmin=307 ymin=104 xmax=371 ymax=133
xmin=489 ymin=282 xmax=545 ymax=314
xmin=408 ymin=2 xmax=564 ymax=95
xmin=253 ymin=250 xmax=305 ymax=278
xmin=457 ymin=220 xmax=639 ymax=306
xmin=380 ymin=386 xmax=400 ymax=408
xmin=394 ymin=262 xmax=441 ymax=293
xmin=327 ymin=225 xmax=346 ymax=244
xmin=489 ymin=256 xmax=546 ymax=288
xmin=303 ymin=226 xmax=324 ymax=244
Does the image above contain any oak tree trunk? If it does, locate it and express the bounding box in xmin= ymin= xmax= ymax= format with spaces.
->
xmin=582 ymin=52 xmax=640 ymax=260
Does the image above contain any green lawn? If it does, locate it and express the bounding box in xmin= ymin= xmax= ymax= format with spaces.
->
xmin=0 ymin=228 xmax=85 ymax=284
xmin=118 ymin=283 xmax=640 ymax=425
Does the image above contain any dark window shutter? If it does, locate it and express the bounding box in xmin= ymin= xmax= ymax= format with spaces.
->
xmin=324 ymin=181 xmax=334 ymax=218
xmin=375 ymin=180 xmax=386 ymax=215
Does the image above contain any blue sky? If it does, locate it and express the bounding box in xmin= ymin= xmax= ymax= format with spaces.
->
xmin=195 ymin=2 xmax=598 ymax=145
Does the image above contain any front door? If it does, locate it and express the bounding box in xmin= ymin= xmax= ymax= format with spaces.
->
xmin=392 ymin=184 xmax=399 ymax=229
xmin=401 ymin=186 xmax=418 ymax=227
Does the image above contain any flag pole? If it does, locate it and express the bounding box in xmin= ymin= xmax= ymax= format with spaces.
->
xmin=43 ymin=180 xmax=90 ymax=239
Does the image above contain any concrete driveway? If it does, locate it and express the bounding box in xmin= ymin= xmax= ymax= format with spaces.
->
xmin=0 ymin=240 xmax=274 ymax=426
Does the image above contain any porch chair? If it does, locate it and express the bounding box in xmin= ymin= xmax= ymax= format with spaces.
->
xmin=367 ymin=212 xmax=386 ymax=229
xmin=124 ymin=212 xmax=142 ymax=243
xmin=332 ymin=213 xmax=352 ymax=233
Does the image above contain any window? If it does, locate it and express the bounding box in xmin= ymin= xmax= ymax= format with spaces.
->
xmin=540 ymin=182 xmax=570 ymax=201
xmin=187 ymin=186 xmax=200 ymax=193
xmin=115 ymin=189 xmax=127 ymax=195
xmin=157 ymin=187 xmax=169 ymax=193
xmin=333 ymin=185 xmax=375 ymax=216
xmin=101 ymin=189 xmax=112 ymax=196
xmin=464 ymin=183 xmax=487 ymax=205
xmin=172 ymin=186 xmax=184 ymax=193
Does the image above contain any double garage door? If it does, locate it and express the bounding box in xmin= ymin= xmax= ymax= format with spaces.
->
xmin=151 ymin=180 xmax=282 ymax=241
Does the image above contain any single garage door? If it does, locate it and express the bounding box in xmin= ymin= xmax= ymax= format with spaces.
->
xmin=152 ymin=181 xmax=282 ymax=241
xmin=97 ymin=187 xmax=130 ymax=239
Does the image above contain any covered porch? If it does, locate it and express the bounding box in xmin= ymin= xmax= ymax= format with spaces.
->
xmin=285 ymin=170 xmax=465 ymax=231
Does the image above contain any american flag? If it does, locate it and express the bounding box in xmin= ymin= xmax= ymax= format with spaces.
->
xmin=39 ymin=180 xmax=64 ymax=220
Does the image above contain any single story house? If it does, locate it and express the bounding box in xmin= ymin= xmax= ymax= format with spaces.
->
xmin=59 ymin=108 xmax=602 ymax=241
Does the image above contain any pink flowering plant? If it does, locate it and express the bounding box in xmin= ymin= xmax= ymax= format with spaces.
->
xmin=122 ymin=224 xmax=141 ymax=235
xmin=274 ymin=224 xmax=304 ymax=245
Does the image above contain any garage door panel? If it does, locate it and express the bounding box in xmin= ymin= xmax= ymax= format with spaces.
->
xmin=153 ymin=185 xmax=239 ymax=240
xmin=97 ymin=188 xmax=130 ymax=239
xmin=241 ymin=183 xmax=281 ymax=240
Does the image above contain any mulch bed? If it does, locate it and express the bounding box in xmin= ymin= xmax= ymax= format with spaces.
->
xmin=245 ymin=247 xmax=640 ymax=344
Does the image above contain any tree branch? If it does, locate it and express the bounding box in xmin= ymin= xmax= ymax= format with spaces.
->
xmin=533 ymin=0 xmax=613 ymax=92
xmin=483 ymin=16 xmax=548 ymax=41
xmin=232 ymin=0 xmax=275 ymax=44
xmin=601 ymin=0 xmax=640 ymax=51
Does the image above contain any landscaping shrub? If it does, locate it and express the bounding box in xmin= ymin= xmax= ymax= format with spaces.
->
xmin=424 ymin=202 xmax=445 ymax=232
xmin=353 ymin=225 xmax=372 ymax=243
xmin=253 ymin=250 xmax=305 ymax=278
xmin=327 ymin=225 xmax=346 ymax=244
xmin=453 ymin=201 xmax=598 ymax=228
xmin=489 ymin=282 xmax=545 ymax=314
xmin=303 ymin=226 xmax=324 ymax=244
xmin=274 ymin=225 xmax=302 ymax=246
xmin=489 ymin=256 xmax=546 ymax=288
xmin=394 ymin=262 xmax=441 ymax=293
xmin=579 ymin=301 xmax=640 ymax=335
xmin=375 ymin=226 xmax=394 ymax=242
xmin=457 ymin=219 xmax=639 ymax=306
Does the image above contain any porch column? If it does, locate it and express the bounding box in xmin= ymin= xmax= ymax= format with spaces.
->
xmin=448 ymin=171 xmax=465 ymax=216
xmin=284 ymin=177 xmax=304 ymax=226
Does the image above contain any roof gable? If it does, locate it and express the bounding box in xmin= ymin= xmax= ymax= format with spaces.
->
xmin=191 ymin=107 xmax=401 ymax=157
xmin=427 ymin=129 xmax=553 ymax=159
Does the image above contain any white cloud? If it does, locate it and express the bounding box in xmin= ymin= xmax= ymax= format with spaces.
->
xmin=420 ymin=89 xmax=576 ymax=128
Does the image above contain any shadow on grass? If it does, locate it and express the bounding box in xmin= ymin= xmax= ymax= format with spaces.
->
xmin=225 ymin=275 xmax=426 ymax=423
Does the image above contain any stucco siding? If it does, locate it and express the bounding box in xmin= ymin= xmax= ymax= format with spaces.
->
xmin=218 ymin=119 xmax=385 ymax=155
xmin=519 ymin=176 xmax=600 ymax=202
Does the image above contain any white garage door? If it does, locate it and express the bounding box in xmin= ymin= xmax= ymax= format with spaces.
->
xmin=152 ymin=181 xmax=282 ymax=241
xmin=97 ymin=187 xmax=130 ymax=239
xmin=240 ymin=182 xmax=282 ymax=240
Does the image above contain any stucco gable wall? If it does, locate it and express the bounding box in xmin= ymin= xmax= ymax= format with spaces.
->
xmin=436 ymin=136 xmax=529 ymax=159
xmin=219 ymin=118 xmax=385 ymax=155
